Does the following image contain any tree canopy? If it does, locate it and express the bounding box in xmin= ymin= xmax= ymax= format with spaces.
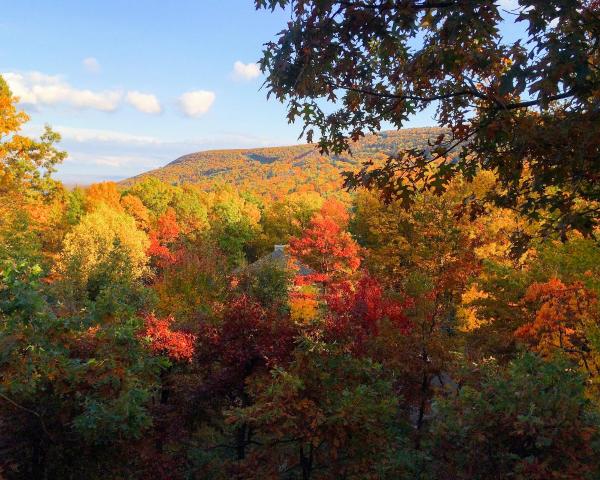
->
xmin=255 ymin=0 xmax=600 ymax=244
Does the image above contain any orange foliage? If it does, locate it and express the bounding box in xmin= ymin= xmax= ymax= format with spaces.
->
xmin=516 ymin=278 xmax=599 ymax=360
xmin=121 ymin=128 xmax=441 ymax=201
xmin=289 ymin=288 xmax=320 ymax=323
xmin=319 ymin=197 xmax=349 ymax=227
xmin=85 ymin=182 xmax=123 ymax=212
xmin=148 ymin=208 xmax=181 ymax=268
xmin=121 ymin=194 xmax=150 ymax=230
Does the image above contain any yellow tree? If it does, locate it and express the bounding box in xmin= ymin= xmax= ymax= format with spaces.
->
xmin=56 ymin=204 xmax=150 ymax=305
xmin=121 ymin=194 xmax=151 ymax=230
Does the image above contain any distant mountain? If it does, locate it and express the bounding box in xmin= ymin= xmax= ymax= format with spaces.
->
xmin=59 ymin=174 xmax=128 ymax=189
xmin=122 ymin=128 xmax=443 ymax=197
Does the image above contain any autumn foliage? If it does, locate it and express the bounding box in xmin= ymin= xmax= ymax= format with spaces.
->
xmin=289 ymin=200 xmax=360 ymax=286
xmin=142 ymin=313 xmax=196 ymax=362
xmin=1 ymin=69 xmax=600 ymax=480
xmin=197 ymin=295 xmax=297 ymax=394
xmin=148 ymin=208 xmax=181 ymax=268
xmin=516 ymin=278 xmax=600 ymax=376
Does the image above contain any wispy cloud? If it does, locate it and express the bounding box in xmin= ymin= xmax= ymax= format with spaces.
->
xmin=69 ymin=152 xmax=160 ymax=168
xmin=178 ymin=90 xmax=216 ymax=117
xmin=56 ymin=126 xmax=163 ymax=145
xmin=22 ymin=124 xmax=163 ymax=145
xmin=24 ymin=124 xmax=288 ymax=150
xmin=4 ymin=71 xmax=121 ymax=112
xmin=82 ymin=57 xmax=101 ymax=74
xmin=232 ymin=61 xmax=260 ymax=81
xmin=125 ymin=91 xmax=162 ymax=114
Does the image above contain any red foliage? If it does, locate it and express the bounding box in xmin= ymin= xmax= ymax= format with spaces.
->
xmin=197 ymin=295 xmax=297 ymax=396
xmin=155 ymin=208 xmax=180 ymax=240
xmin=289 ymin=211 xmax=360 ymax=285
xmin=290 ymin=208 xmax=410 ymax=352
xmin=325 ymin=275 xmax=411 ymax=350
xmin=142 ymin=313 xmax=196 ymax=362
xmin=148 ymin=208 xmax=182 ymax=268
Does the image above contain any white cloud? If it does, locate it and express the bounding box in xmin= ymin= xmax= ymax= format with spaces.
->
xmin=3 ymin=71 xmax=121 ymax=112
xmin=55 ymin=126 xmax=163 ymax=145
xmin=125 ymin=90 xmax=162 ymax=114
xmin=82 ymin=57 xmax=101 ymax=74
xmin=178 ymin=90 xmax=216 ymax=117
xmin=232 ymin=61 xmax=260 ymax=81
xmin=66 ymin=152 xmax=163 ymax=169
xmin=21 ymin=123 xmax=163 ymax=145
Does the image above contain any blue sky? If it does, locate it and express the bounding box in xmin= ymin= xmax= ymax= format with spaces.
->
xmin=1 ymin=0 xmax=521 ymax=183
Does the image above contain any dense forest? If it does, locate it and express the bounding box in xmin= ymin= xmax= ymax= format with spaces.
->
xmin=2 ymin=0 xmax=600 ymax=479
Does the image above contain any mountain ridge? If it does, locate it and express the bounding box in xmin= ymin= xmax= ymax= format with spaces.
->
xmin=121 ymin=127 xmax=443 ymax=197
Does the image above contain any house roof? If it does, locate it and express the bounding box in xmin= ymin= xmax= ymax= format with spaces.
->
xmin=246 ymin=245 xmax=313 ymax=276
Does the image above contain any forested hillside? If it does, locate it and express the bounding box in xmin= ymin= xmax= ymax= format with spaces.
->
xmin=123 ymin=128 xmax=442 ymax=197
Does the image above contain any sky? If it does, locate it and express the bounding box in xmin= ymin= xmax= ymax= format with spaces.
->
xmin=1 ymin=0 xmax=521 ymax=183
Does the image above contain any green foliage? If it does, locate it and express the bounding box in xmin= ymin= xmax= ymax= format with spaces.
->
xmin=424 ymin=354 xmax=600 ymax=479
xmin=211 ymin=191 xmax=262 ymax=267
xmin=0 ymin=261 xmax=159 ymax=478
xmin=65 ymin=187 xmax=86 ymax=225
xmin=127 ymin=177 xmax=175 ymax=216
xmin=228 ymin=344 xmax=402 ymax=479
xmin=170 ymin=185 xmax=209 ymax=232
xmin=0 ymin=209 xmax=42 ymax=266
xmin=84 ymin=243 xmax=156 ymax=320
xmin=533 ymin=236 xmax=600 ymax=294
xmin=239 ymin=261 xmax=292 ymax=310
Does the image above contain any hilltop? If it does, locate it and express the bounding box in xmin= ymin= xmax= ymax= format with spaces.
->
xmin=122 ymin=127 xmax=442 ymax=197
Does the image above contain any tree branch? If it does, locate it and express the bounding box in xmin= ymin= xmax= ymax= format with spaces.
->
xmin=327 ymin=81 xmax=576 ymax=111
xmin=0 ymin=392 xmax=54 ymax=442
xmin=326 ymin=81 xmax=477 ymax=102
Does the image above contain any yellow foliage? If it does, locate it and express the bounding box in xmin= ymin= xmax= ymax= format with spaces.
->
xmin=458 ymin=284 xmax=490 ymax=332
xmin=290 ymin=286 xmax=320 ymax=324
xmin=57 ymin=204 xmax=149 ymax=283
